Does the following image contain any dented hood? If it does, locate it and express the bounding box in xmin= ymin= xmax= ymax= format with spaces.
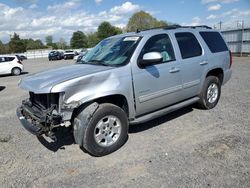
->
xmin=19 ymin=64 xmax=114 ymax=93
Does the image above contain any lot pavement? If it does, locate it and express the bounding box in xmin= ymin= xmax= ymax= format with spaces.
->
xmin=0 ymin=57 xmax=249 ymax=188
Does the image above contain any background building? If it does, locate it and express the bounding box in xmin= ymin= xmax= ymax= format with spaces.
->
xmin=221 ymin=27 xmax=250 ymax=55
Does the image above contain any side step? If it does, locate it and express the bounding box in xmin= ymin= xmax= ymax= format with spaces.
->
xmin=130 ymin=97 xmax=199 ymax=125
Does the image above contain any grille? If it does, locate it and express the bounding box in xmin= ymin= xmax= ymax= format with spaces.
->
xmin=29 ymin=92 xmax=59 ymax=109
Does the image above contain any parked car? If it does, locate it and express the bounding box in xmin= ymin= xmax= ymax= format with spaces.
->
xmin=48 ymin=51 xmax=62 ymax=61
xmin=0 ymin=55 xmax=23 ymax=76
xmin=74 ymin=50 xmax=89 ymax=61
xmin=17 ymin=25 xmax=232 ymax=156
xmin=63 ymin=50 xmax=75 ymax=59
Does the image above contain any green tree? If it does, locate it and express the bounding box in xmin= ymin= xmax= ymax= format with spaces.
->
xmin=70 ymin=31 xmax=88 ymax=48
xmin=127 ymin=11 xmax=168 ymax=32
xmin=97 ymin=22 xmax=122 ymax=41
xmin=45 ymin=35 xmax=53 ymax=46
xmin=0 ymin=40 xmax=10 ymax=54
xmin=9 ymin=33 xmax=26 ymax=53
xmin=87 ymin=32 xmax=100 ymax=47
xmin=23 ymin=39 xmax=45 ymax=50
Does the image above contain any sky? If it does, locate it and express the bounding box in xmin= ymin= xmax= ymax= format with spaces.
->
xmin=0 ymin=0 xmax=250 ymax=44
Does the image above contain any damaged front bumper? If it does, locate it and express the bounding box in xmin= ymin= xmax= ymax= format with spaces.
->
xmin=16 ymin=106 xmax=43 ymax=135
xmin=16 ymin=96 xmax=72 ymax=136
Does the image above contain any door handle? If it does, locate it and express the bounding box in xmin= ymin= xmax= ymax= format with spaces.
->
xmin=169 ymin=67 xmax=180 ymax=73
xmin=200 ymin=61 xmax=208 ymax=65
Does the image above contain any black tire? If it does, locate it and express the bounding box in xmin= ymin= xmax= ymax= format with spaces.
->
xmin=11 ymin=67 xmax=21 ymax=76
xmin=198 ymin=76 xmax=221 ymax=109
xmin=74 ymin=103 xmax=128 ymax=156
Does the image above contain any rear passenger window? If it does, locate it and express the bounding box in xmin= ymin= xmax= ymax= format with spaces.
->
xmin=200 ymin=32 xmax=228 ymax=53
xmin=5 ymin=57 xmax=15 ymax=62
xmin=175 ymin=32 xmax=202 ymax=59
xmin=140 ymin=34 xmax=175 ymax=63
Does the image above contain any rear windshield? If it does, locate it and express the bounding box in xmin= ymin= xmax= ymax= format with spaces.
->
xmin=200 ymin=32 xmax=228 ymax=53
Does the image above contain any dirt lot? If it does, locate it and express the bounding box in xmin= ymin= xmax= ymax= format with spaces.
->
xmin=0 ymin=57 xmax=249 ymax=187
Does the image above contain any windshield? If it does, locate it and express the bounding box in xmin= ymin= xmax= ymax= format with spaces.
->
xmin=79 ymin=36 xmax=141 ymax=66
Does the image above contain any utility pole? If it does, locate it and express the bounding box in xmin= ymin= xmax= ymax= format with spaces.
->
xmin=240 ymin=20 xmax=244 ymax=57
xmin=219 ymin=21 xmax=222 ymax=30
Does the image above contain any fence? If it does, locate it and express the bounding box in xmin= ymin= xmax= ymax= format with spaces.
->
xmin=221 ymin=27 xmax=250 ymax=55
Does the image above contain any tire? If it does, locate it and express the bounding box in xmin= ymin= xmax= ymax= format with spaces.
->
xmin=12 ymin=67 xmax=21 ymax=76
xmin=74 ymin=103 xmax=128 ymax=156
xmin=198 ymin=76 xmax=221 ymax=109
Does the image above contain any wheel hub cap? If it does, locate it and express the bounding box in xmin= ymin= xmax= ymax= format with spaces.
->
xmin=94 ymin=115 xmax=121 ymax=147
xmin=207 ymin=83 xmax=218 ymax=103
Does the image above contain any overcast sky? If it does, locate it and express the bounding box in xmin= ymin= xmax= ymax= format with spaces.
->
xmin=0 ymin=0 xmax=250 ymax=44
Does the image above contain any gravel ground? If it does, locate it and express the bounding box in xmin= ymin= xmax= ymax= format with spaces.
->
xmin=0 ymin=57 xmax=249 ymax=188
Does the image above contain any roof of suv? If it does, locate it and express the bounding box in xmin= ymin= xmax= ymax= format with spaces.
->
xmin=110 ymin=25 xmax=215 ymax=39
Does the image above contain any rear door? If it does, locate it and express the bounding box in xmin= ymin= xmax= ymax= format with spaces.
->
xmin=132 ymin=33 xmax=183 ymax=116
xmin=174 ymin=32 xmax=208 ymax=98
xmin=0 ymin=57 xmax=12 ymax=74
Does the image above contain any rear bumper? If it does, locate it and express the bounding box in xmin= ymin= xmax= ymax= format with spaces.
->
xmin=16 ymin=106 xmax=43 ymax=135
xmin=223 ymin=69 xmax=232 ymax=85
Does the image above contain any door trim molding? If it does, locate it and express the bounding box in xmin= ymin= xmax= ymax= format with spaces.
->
xmin=139 ymin=85 xmax=182 ymax=103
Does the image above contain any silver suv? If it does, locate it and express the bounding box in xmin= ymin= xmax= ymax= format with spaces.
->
xmin=17 ymin=25 xmax=232 ymax=156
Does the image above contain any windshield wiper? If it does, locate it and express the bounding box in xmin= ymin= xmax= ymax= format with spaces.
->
xmin=88 ymin=59 xmax=108 ymax=66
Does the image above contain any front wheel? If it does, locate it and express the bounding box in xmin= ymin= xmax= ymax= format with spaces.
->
xmin=74 ymin=103 xmax=128 ymax=156
xmin=198 ymin=76 xmax=221 ymax=109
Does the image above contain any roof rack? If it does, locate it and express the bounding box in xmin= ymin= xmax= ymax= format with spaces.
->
xmin=135 ymin=25 xmax=211 ymax=33
xmin=181 ymin=25 xmax=212 ymax=29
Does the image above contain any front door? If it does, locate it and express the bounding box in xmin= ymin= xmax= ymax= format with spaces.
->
xmin=132 ymin=33 xmax=183 ymax=116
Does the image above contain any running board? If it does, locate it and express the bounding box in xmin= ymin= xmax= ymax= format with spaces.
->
xmin=130 ymin=97 xmax=199 ymax=125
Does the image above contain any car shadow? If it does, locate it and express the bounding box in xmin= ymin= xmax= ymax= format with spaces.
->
xmin=0 ymin=72 xmax=29 ymax=78
xmin=36 ymin=105 xmax=195 ymax=152
xmin=129 ymin=105 xmax=194 ymax=134
xmin=0 ymin=86 xmax=6 ymax=92
xmin=37 ymin=127 xmax=75 ymax=152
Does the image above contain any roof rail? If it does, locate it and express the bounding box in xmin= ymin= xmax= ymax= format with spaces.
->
xmin=135 ymin=25 xmax=181 ymax=33
xmin=135 ymin=25 xmax=211 ymax=33
xmin=181 ymin=25 xmax=212 ymax=29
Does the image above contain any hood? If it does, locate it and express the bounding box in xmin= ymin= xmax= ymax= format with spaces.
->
xmin=19 ymin=64 xmax=114 ymax=93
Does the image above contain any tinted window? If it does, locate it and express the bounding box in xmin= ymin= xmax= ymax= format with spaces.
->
xmin=200 ymin=32 xmax=228 ymax=53
xmin=0 ymin=57 xmax=5 ymax=62
xmin=140 ymin=34 xmax=175 ymax=63
xmin=5 ymin=57 xmax=15 ymax=62
xmin=175 ymin=32 xmax=202 ymax=59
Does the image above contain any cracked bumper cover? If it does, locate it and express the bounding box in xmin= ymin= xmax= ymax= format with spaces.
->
xmin=16 ymin=106 xmax=43 ymax=135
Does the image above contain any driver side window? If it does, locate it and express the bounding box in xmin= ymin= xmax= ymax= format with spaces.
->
xmin=140 ymin=34 xmax=175 ymax=63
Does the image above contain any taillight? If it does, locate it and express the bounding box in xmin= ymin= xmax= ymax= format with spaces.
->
xmin=17 ymin=60 xmax=22 ymax=65
xmin=229 ymin=51 xmax=232 ymax=68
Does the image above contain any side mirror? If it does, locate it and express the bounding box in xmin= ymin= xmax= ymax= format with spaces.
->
xmin=140 ymin=52 xmax=163 ymax=67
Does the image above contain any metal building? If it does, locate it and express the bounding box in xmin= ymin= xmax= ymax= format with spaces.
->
xmin=221 ymin=27 xmax=250 ymax=54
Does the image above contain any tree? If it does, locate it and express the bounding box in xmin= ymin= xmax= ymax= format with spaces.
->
xmin=45 ymin=35 xmax=53 ymax=46
xmin=127 ymin=11 xmax=168 ymax=32
xmin=0 ymin=40 xmax=10 ymax=54
xmin=87 ymin=32 xmax=100 ymax=47
xmin=23 ymin=39 xmax=45 ymax=50
xmin=9 ymin=33 xmax=26 ymax=53
xmin=97 ymin=22 xmax=122 ymax=41
xmin=70 ymin=31 xmax=88 ymax=48
xmin=57 ymin=38 xmax=67 ymax=49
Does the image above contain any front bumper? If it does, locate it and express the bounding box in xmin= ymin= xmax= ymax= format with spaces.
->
xmin=16 ymin=106 xmax=43 ymax=135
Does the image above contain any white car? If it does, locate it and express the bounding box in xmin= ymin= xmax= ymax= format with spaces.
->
xmin=0 ymin=55 xmax=23 ymax=76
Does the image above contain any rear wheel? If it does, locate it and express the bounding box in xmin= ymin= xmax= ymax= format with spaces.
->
xmin=12 ymin=67 xmax=21 ymax=76
xmin=74 ymin=103 xmax=128 ymax=156
xmin=198 ymin=76 xmax=221 ymax=109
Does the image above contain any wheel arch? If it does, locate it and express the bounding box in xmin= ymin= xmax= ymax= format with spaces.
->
xmin=206 ymin=68 xmax=224 ymax=84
